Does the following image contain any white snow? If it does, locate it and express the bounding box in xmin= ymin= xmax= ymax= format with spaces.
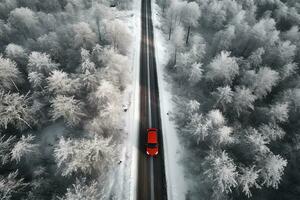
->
xmin=124 ymin=0 xmax=141 ymax=199
xmin=152 ymin=1 xmax=189 ymax=200
xmin=39 ymin=122 xmax=66 ymax=157
xmin=109 ymin=0 xmax=141 ymax=199
xmin=126 ymin=1 xmax=141 ymax=198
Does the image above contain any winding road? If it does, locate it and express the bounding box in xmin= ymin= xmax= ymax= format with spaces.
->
xmin=137 ymin=0 xmax=167 ymax=199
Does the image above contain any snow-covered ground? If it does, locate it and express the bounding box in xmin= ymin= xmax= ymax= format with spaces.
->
xmin=152 ymin=1 xmax=190 ymax=200
xmin=125 ymin=0 xmax=141 ymax=199
xmin=108 ymin=0 xmax=141 ymax=199
xmin=39 ymin=122 xmax=67 ymax=158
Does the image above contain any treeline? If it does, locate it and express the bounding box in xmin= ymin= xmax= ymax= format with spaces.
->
xmin=0 ymin=0 xmax=132 ymax=199
xmin=157 ymin=0 xmax=300 ymax=199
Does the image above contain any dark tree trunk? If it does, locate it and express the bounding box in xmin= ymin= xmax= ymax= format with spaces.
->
xmin=96 ymin=18 xmax=101 ymax=42
xmin=169 ymin=26 xmax=172 ymax=40
xmin=186 ymin=26 xmax=191 ymax=45
xmin=174 ymin=48 xmax=177 ymax=65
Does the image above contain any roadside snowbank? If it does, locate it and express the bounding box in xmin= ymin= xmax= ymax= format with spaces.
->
xmin=152 ymin=1 xmax=189 ymax=200
xmin=109 ymin=0 xmax=141 ymax=199
xmin=126 ymin=0 xmax=141 ymax=199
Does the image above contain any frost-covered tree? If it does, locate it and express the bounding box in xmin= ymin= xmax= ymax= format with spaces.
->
xmin=258 ymin=123 xmax=285 ymax=141
xmin=59 ymin=180 xmax=104 ymax=200
xmin=251 ymin=67 xmax=279 ymax=99
xmin=212 ymin=86 xmax=233 ymax=111
xmin=247 ymin=47 xmax=265 ymax=68
xmin=283 ymin=26 xmax=300 ymax=43
xmin=73 ymin=22 xmax=97 ymax=49
xmin=246 ymin=127 xmax=270 ymax=156
xmin=206 ymin=51 xmax=239 ymax=84
xmin=100 ymin=47 xmax=130 ymax=88
xmin=80 ymin=49 xmax=98 ymax=91
xmin=239 ymin=166 xmax=261 ymax=198
xmin=260 ymin=154 xmax=287 ymax=189
xmin=162 ymin=0 xmax=298 ymax=199
xmin=212 ymin=25 xmax=236 ymax=54
xmin=214 ymin=126 xmax=234 ymax=146
xmin=186 ymin=99 xmax=200 ymax=114
xmin=80 ymin=48 xmax=96 ymax=74
xmin=8 ymin=7 xmax=40 ymax=37
xmin=188 ymin=62 xmax=203 ymax=85
xmin=158 ymin=0 xmax=170 ymax=13
xmin=27 ymin=52 xmax=59 ymax=74
xmin=105 ymin=19 xmax=131 ymax=54
xmin=250 ymin=17 xmax=279 ymax=50
xmin=183 ymin=113 xmax=212 ymax=143
xmin=204 ymin=150 xmax=238 ymax=197
xmin=0 ymin=170 xmax=27 ymax=200
xmin=0 ymin=0 xmax=17 ymax=19
xmin=5 ymin=43 xmax=27 ymax=65
xmin=280 ymin=62 xmax=297 ymax=80
xmin=171 ymin=26 xmax=185 ymax=64
xmin=54 ymin=136 xmax=115 ymax=176
xmin=204 ymin=110 xmax=234 ymax=146
xmin=93 ymin=4 xmax=111 ymax=42
xmin=166 ymin=1 xmax=182 ymax=40
xmin=181 ymin=2 xmax=201 ymax=44
xmin=233 ymin=86 xmax=256 ymax=116
xmin=282 ymin=89 xmax=300 ymax=112
xmin=268 ymin=102 xmax=289 ymax=123
xmin=50 ymin=95 xmax=85 ymax=126
xmin=47 ymin=70 xmax=80 ymax=95
xmin=201 ymin=1 xmax=226 ymax=29
xmin=189 ymin=34 xmax=206 ymax=61
xmin=0 ymin=91 xmax=33 ymax=130
xmin=207 ymin=109 xmax=225 ymax=128
xmin=0 ymin=134 xmax=15 ymax=165
xmin=28 ymin=72 xmax=45 ymax=90
xmin=0 ymin=55 xmax=22 ymax=91
xmin=11 ymin=135 xmax=38 ymax=163
xmin=266 ymin=40 xmax=297 ymax=67
xmin=92 ymin=80 xmax=120 ymax=107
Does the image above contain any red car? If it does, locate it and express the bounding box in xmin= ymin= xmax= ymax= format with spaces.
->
xmin=146 ymin=128 xmax=158 ymax=156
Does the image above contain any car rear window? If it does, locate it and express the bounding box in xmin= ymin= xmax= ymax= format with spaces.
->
xmin=148 ymin=143 xmax=157 ymax=148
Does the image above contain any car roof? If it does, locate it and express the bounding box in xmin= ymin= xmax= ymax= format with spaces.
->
xmin=148 ymin=131 xmax=157 ymax=143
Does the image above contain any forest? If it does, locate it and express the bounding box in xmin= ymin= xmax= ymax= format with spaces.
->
xmin=157 ymin=0 xmax=300 ymax=199
xmin=0 ymin=0 xmax=132 ymax=199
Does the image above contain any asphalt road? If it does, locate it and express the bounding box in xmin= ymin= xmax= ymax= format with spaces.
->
xmin=137 ymin=0 xmax=167 ymax=199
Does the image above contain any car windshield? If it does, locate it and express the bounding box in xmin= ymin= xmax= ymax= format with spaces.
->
xmin=148 ymin=143 xmax=157 ymax=148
